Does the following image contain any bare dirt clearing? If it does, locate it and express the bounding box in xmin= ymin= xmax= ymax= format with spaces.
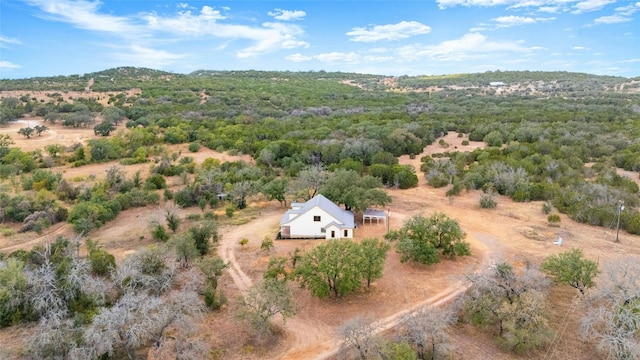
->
xmin=1 ymin=129 xmax=639 ymax=359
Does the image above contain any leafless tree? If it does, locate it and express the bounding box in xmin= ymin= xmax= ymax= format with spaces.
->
xmin=25 ymin=248 xmax=108 ymax=322
xmin=74 ymin=290 xmax=203 ymax=360
xmin=292 ymin=164 xmax=327 ymax=200
xmin=113 ymin=246 xmax=176 ymax=296
xmin=31 ymin=316 xmax=79 ymax=359
xmin=580 ymin=256 xmax=640 ymax=359
xmin=402 ymin=306 xmax=456 ymax=360
xmin=462 ymin=262 xmax=553 ymax=353
xmin=338 ymin=315 xmax=383 ymax=360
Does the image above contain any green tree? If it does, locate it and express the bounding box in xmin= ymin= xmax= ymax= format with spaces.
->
xmin=86 ymin=239 xmax=116 ymax=277
xmin=198 ymin=256 xmax=228 ymax=291
xmin=229 ymin=181 xmax=256 ymax=209
xmin=94 ymin=121 xmax=116 ymax=136
xmin=264 ymin=256 xmax=289 ymax=282
xmin=0 ymin=258 xmax=29 ymax=327
xmin=42 ymin=111 xmax=61 ymax=124
xmin=541 ymin=248 xmax=598 ymax=295
xmin=293 ymin=239 xmax=363 ymax=298
xmin=262 ymin=178 xmax=288 ymax=206
xmin=45 ymin=144 xmax=63 ymax=158
xmin=321 ymin=169 xmax=391 ymax=211
xmin=359 ymin=238 xmax=390 ymax=288
xmin=236 ymin=279 xmax=296 ymax=337
xmin=101 ymin=107 xmax=126 ymax=125
xmin=151 ymin=224 xmax=169 ymax=242
xmin=0 ymin=134 xmax=13 ymax=147
xmin=188 ymin=221 xmax=218 ymax=256
xmin=170 ymin=233 xmax=200 ymax=268
xmin=18 ymin=127 xmax=34 ymax=139
xmin=34 ymin=125 xmax=48 ymax=136
xmin=165 ymin=203 xmax=181 ymax=233
xmin=389 ymin=213 xmax=470 ymax=265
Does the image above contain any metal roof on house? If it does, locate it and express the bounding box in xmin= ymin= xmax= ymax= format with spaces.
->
xmin=280 ymin=194 xmax=354 ymax=228
xmin=324 ymin=221 xmax=352 ymax=230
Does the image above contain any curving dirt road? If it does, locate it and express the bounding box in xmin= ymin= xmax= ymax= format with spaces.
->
xmin=216 ymin=133 xmax=503 ymax=359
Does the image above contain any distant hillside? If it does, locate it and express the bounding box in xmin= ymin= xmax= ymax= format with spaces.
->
xmin=0 ymin=67 xmax=180 ymax=92
xmin=2 ymin=67 xmax=638 ymax=94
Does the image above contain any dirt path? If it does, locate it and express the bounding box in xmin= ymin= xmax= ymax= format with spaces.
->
xmin=217 ymin=210 xmax=283 ymax=293
xmin=216 ymin=133 xmax=505 ymax=359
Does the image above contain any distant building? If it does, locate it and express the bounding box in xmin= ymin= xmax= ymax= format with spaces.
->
xmin=489 ymin=82 xmax=505 ymax=87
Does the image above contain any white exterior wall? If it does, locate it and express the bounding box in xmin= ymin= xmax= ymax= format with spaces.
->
xmin=324 ymin=225 xmax=353 ymax=239
xmin=288 ymin=206 xmax=340 ymax=238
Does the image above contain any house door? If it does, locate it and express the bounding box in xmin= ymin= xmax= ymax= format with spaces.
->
xmin=344 ymin=230 xmax=348 ymax=237
xmin=331 ymin=230 xmax=335 ymax=238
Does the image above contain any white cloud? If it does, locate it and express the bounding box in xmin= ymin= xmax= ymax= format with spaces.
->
xmin=0 ymin=61 xmax=21 ymax=69
xmin=615 ymin=2 xmax=640 ymax=16
xmin=436 ymin=0 xmax=512 ymax=9
xmin=363 ymin=55 xmax=394 ymax=62
xmin=143 ymin=9 xmax=309 ymax=57
xmin=286 ymin=52 xmax=366 ymax=64
xmin=111 ymin=44 xmax=185 ymax=68
xmin=538 ymin=6 xmax=560 ymax=13
xmin=0 ymin=36 xmax=21 ymax=48
xmin=143 ymin=6 xmax=227 ymax=34
xmin=436 ymin=0 xmax=620 ymax=14
xmin=286 ymin=53 xmax=313 ymax=62
xmin=268 ymin=9 xmax=306 ymax=21
xmin=594 ymin=2 xmax=640 ymax=24
xmin=594 ymin=14 xmax=632 ymax=23
xmin=396 ymin=32 xmax=537 ymax=62
xmin=369 ymin=47 xmax=390 ymax=53
xmin=347 ymin=21 xmax=431 ymax=42
xmin=492 ymin=15 xmax=537 ymax=27
xmin=235 ymin=22 xmax=309 ymax=58
xmin=572 ymin=46 xmax=589 ymax=50
xmin=572 ymin=0 xmax=616 ymax=14
xmin=315 ymin=52 xmax=361 ymax=63
xmin=25 ymin=0 xmax=142 ymax=35
xmin=286 ymin=32 xmax=538 ymax=66
xmin=26 ymin=0 xmax=309 ymax=61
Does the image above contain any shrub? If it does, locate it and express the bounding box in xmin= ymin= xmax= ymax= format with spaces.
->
xmin=89 ymin=248 xmax=116 ymax=277
xmin=186 ymin=213 xmax=201 ymax=221
xmin=204 ymin=286 xmax=226 ymax=310
xmin=480 ymin=193 xmax=497 ymax=208
xmin=151 ymin=224 xmax=169 ymax=242
xmin=624 ymin=212 xmax=640 ymax=235
xmin=261 ymin=236 xmax=274 ymax=252
xmin=542 ymin=202 xmax=553 ymax=214
xmin=547 ymin=214 xmax=561 ymax=226
xmin=144 ymin=174 xmax=166 ymax=190
xmin=188 ymin=142 xmax=200 ymax=152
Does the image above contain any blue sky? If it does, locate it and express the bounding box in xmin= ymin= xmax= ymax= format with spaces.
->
xmin=1 ymin=0 xmax=639 ymax=79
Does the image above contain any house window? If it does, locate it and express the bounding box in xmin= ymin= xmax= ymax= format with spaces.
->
xmin=344 ymin=230 xmax=348 ymax=237
xmin=331 ymin=231 xmax=336 ymax=238
xmin=313 ymin=215 xmax=321 ymax=222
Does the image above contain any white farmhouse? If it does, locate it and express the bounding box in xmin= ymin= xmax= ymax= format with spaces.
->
xmin=279 ymin=194 xmax=355 ymax=239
